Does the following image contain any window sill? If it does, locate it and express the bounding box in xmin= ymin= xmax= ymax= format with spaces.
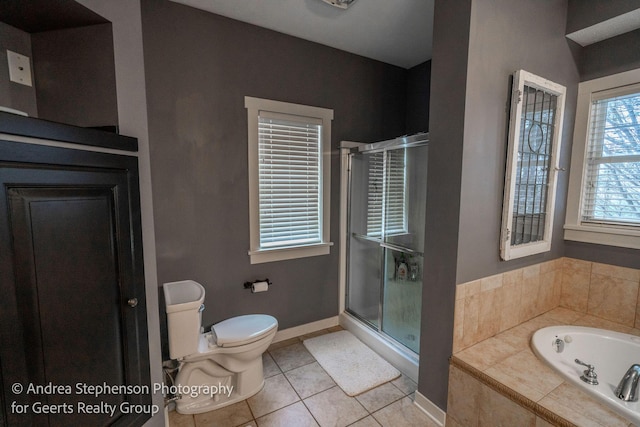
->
xmin=248 ymin=242 xmax=333 ymax=264
xmin=564 ymin=224 xmax=640 ymax=250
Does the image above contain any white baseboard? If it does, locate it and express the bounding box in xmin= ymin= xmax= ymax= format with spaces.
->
xmin=272 ymin=316 xmax=340 ymax=343
xmin=414 ymin=391 xmax=446 ymax=427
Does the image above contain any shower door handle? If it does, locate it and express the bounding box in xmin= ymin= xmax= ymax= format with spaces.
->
xmin=380 ymin=242 xmax=423 ymax=257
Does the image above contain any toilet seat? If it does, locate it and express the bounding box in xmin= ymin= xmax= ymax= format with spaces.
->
xmin=211 ymin=314 xmax=277 ymax=348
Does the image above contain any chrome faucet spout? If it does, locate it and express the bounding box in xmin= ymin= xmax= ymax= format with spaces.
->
xmin=615 ymin=364 xmax=640 ymax=402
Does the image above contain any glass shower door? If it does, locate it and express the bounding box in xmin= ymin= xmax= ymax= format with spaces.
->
xmin=346 ymin=135 xmax=428 ymax=354
xmin=380 ymin=144 xmax=428 ymax=353
xmin=347 ymin=152 xmax=382 ymax=328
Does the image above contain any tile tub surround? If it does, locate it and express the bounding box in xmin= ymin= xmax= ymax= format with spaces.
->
xmin=448 ymin=308 xmax=640 ymax=427
xmin=454 ymin=259 xmax=564 ymax=353
xmin=454 ymin=258 xmax=640 ymax=353
xmin=167 ymin=326 xmax=437 ymax=427
xmin=561 ymin=259 xmax=640 ymax=329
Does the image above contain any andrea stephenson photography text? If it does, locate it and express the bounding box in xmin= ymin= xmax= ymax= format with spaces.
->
xmin=9 ymin=381 xmax=234 ymax=418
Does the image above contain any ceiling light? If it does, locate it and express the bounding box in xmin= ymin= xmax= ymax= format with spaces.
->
xmin=321 ymin=0 xmax=357 ymax=10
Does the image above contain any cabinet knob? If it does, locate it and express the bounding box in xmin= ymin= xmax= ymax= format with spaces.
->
xmin=127 ymin=298 xmax=138 ymax=308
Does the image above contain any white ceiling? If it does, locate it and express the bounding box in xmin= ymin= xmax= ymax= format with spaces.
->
xmin=170 ymin=0 xmax=434 ymax=69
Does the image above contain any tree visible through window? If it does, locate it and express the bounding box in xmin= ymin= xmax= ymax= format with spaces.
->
xmin=583 ymin=90 xmax=640 ymax=225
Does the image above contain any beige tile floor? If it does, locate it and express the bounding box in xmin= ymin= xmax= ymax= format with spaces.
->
xmin=168 ymin=327 xmax=438 ymax=427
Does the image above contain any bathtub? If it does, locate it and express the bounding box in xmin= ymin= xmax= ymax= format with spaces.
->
xmin=531 ymin=325 xmax=640 ymax=425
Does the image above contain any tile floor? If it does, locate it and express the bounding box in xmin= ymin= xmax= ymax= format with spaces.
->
xmin=168 ymin=327 xmax=439 ymax=427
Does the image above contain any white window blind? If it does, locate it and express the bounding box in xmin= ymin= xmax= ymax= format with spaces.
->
xmin=258 ymin=113 xmax=322 ymax=248
xmin=583 ymin=88 xmax=640 ymax=225
xmin=366 ymin=148 xmax=407 ymax=238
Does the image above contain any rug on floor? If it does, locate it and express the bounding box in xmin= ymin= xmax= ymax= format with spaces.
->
xmin=302 ymin=330 xmax=401 ymax=396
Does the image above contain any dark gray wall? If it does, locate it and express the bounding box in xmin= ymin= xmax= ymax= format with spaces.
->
xmin=566 ymin=0 xmax=640 ymax=34
xmin=419 ymin=0 xmax=582 ymax=409
xmin=406 ymin=60 xmax=431 ymax=134
xmin=456 ymin=0 xmax=580 ymax=284
xmin=565 ymin=241 xmax=640 ymax=269
xmin=579 ymin=29 xmax=640 ymax=82
xmin=565 ymin=26 xmax=640 ymax=269
xmin=0 ymin=21 xmax=37 ymax=117
xmin=140 ymin=0 xmax=409 ymax=355
xmin=31 ymin=23 xmax=118 ymax=128
xmin=418 ymin=0 xmax=470 ymax=410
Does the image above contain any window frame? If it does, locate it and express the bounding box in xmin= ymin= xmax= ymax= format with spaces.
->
xmin=500 ymin=70 xmax=567 ymax=260
xmin=245 ymin=96 xmax=333 ymax=264
xmin=564 ymin=68 xmax=640 ymax=250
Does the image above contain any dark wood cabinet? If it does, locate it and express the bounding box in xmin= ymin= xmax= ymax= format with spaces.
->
xmin=0 ymin=137 xmax=151 ymax=426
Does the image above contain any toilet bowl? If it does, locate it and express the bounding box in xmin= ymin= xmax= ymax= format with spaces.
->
xmin=163 ymin=280 xmax=278 ymax=414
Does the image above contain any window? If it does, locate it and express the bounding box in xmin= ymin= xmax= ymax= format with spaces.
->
xmin=565 ymin=68 xmax=640 ymax=249
xmin=501 ymin=70 xmax=566 ymax=260
xmin=245 ymin=97 xmax=333 ymax=264
xmin=366 ymin=149 xmax=407 ymax=238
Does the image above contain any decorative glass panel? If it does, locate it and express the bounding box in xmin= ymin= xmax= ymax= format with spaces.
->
xmin=501 ymin=70 xmax=566 ymax=260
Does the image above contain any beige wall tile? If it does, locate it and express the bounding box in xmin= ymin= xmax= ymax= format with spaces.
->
xmin=539 ymin=260 xmax=556 ymax=274
xmin=480 ymin=273 xmax=503 ymax=291
xmin=592 ymin=262 xmax=640 ymax=283
xmin=478 ymin=287 xmax=503 ymax=341
xmin=463 ymin=279 xmax=482 ymax=297
xmin=503 ymin=268 xmax=523 ymax=287
xmin=540 ymin=307 xmax=583 ymax=324
xmin=552 ymin=266 xmax=563 ymax=307
xmin=447 ymin=365 xmax=481 ymax=427
xmin=523 ymin=264 xmax=541 ymax=280
xmin=521 ymin=272 xmax=541 ymax=321
xmin=538 ymin=271 xmax=556 ymax=314
xmin=452 ymin=297 xmax=465 ymax=353
xmin=573 ymin=314 xmax=635 ymax=334
xmin=478 ymin=382 xmax=536 ymax=427
xmin=500 ymin=281 xmax=523 ymax=331
xmin=637 ymin=289 xmax=640 ymax=330
xmin=462 ymin=294 xmax=480 ymax=349
xmin=587 ymin=273 xmax=639 ymax=327
xmin=560 ymin=258 xmax=591 ymax=312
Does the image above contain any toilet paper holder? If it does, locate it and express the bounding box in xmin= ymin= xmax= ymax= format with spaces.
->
xmin=243 ymin=278 xmax=272 ymax=293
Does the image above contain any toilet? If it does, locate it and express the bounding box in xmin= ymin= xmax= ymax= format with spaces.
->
xmin=163 ymin=280 xmax=278 ymax=414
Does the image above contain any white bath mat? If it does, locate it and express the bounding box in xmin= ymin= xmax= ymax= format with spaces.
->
xmin=303 ymin=330 xmax=401 ymax=396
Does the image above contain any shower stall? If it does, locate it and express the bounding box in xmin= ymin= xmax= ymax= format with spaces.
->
xmin=339 ymin=133 xmax=428 ymax=379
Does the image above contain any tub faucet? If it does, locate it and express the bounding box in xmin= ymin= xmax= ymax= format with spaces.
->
xmin=615 ymin=364 xmax=640 ymax=402
xmin=575 ymin=359 xmax=598 ymax=385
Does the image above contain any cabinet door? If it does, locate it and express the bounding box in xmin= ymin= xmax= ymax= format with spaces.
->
xmin=0 ymin=141 xmax=150 ymax=427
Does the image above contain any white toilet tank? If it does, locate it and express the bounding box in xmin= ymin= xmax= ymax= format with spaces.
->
xmin=163 ymin=280 xmax=206 ymax=360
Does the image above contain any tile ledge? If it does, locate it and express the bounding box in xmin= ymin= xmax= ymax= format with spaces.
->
xmin=450 ymin=356 xmax=577 ymax=427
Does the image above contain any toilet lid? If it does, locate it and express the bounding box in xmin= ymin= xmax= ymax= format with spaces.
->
xmin=212 ymin=314 xmax=278 ymax=347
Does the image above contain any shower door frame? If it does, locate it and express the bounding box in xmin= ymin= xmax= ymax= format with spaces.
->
xmin=341 ymin=134 xmax=428 ymax=360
